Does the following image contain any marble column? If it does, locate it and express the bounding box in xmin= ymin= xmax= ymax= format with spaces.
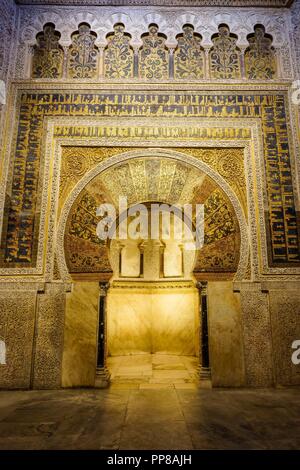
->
xmin=197 ymin=281 xmax=211 ymax=380
xmin=95 ymin=282 xmax=110 ymax=388
xmin=26 ymin=45 xmax=34 ymax=79
xmin=204 ymin=47 xmax=210 ymax=79
xmin=169 ymin=47 xmax=175 ymax=79
xmin=274 ymin=47 xmax=283 ymax=78
xmin=139 ymin=242 xmax=145 ymax=278
xmin=133 ymin=46 xmax=139 ymax=78
xmin=240 ymin=46 xmax=247 ymax=78
xmin=62 ymin=45 xmax=69 ymax=79
xmin=98 ymin=46 xmax=105 ymax=78
xmin=116 ymin=241 xmax=124 ymax=277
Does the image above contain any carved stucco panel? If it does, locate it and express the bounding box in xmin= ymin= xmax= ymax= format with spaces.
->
xmin=0 ymin=287 xmax=36 ymax=389
xmin=291 ymin=0 xmax=300 ymax=77
xmin=269 ymin=287 xmax=300 ymax=386
xmin=239 ymin=282 xmax=274 ymax=387
xmin=33 ymin=283 xmax=66 ymax=389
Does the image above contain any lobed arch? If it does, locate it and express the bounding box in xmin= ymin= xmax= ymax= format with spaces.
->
xmin=20 ymin=12 xmax=283 ymax=48
xmin=28 ymin=20 xmax=278 ymax=80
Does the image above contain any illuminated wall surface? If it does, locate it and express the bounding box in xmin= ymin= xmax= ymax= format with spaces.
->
xmin=107 ymin=286 xmax=199 ymax=357
xmin=0 ymin=0 xmax=300 ymax=389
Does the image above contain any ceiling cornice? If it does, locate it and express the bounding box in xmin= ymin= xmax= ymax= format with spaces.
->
xmin=14 ymin=0 xmax=295 ymax=8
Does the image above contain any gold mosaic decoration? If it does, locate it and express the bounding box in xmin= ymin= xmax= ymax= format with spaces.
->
xmin=139 ymin=24 xmax=169 ymax=80
xmin=209 ymin=24 xmax=241 ymax=79
xmin=174 ymin=25 xmax=205 ymax=79
xmin=104 ymin=23 xmax=134 ymax=79
xmin=2 ymin=90 xmax=298 ymax=268
xmin=193 ymin=182 xmax=240 ymax=272
xmin=245 ymin=25 xmax=277 ymax=80
xmin=64 ymin=157 xmax=241 ymax=274
xmin=67 ymin=23 xmax=98 ymax=79
xmin=59 ymin=147 xmax=246 ymax=216
xmin=65 ymin=186 xmax=113 ymax=274
xmin=31 ymin=23 xmax=63 ymax=79
xmin=59 ymin=146 xmax=134 ymax=212
xmin=177 ymin=147 xmax=247 ymax=215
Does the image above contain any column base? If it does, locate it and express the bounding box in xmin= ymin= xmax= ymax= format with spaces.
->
xmin=198 ymin=366 xmax=212 ymax=389
xmin=95 ymin=366 xmax=110 ymax=388
xmin=200 ymin=366 xmax=211 ymax=380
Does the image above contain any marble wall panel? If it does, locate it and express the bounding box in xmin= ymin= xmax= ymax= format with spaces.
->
xmin=240 ymin=282 xmax=274 ymax=387
xmin=107 ymin=285 xmax=199 ymax=357
xmin=107 ymin=287 xmax=152 ymax=356
xmin=62 ymin=282 xmax=98 ymax=387
xmin=208 ymin=281 xmax=245 ymax=387
xmin=151 ymin=287 xmax=199 ymax=356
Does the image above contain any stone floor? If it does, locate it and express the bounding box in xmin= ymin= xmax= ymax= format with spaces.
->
xmin=107 ymin=353 xmax=199 ymax=389
xmin=0 ymin=387 xmax=299 ymax=450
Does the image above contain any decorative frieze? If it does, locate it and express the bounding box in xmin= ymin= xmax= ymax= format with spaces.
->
xmin=9 ymin=6 xmax=295 ymax=81
xmin=28 ymin=19 xmax=283 ymax=81
xmin=14 ymin=1 xmax=295 ymax=6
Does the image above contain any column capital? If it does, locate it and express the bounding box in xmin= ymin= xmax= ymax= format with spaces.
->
xmin=99 ymin=282 xmax=109 ymax=296
xmin=196 ymin=280 xmax=208 ymax=294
